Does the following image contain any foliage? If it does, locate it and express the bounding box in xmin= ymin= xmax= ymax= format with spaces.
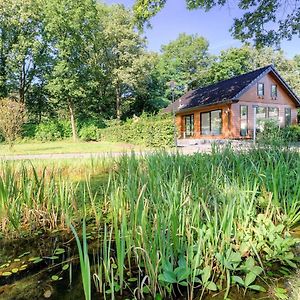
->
xmin=282 ymin=125 xmax=300 ymax=142
xmin=0 ymin=147 xmax=299 ymax=298
xmin=35 ymin=120 xmax=71 ymax=141
xmin=133 ymin=0 xmax=300 ymax=47
xmin=79 ymin=124 xmax=101 ymax=142
xmin=256 ymin=119 xmax=285 ymax=147
xmin=257 ymin=120 xmax=300 ymax=146
xmin=157 ymin=33 xmax=211 ymax=98
xmin=70 ymin=220 xmax=91 ymax=300
xmin=0 ymin=98 xmax=27 ymax=147
xmin=100 ymin=114 xmax=174 ymax=147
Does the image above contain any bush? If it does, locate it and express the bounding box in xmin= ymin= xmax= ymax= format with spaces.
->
xmin=35 ymin=120 xmax=72 ymax=141
xmin=100 ymin=114 xmax=174 ymax=147
xmin=257 ymin=120 xmax=300 ymax=146
xmin=79 ymin=124 xmax=101 ymax=141
xmin=282 ymin=124 xmax=300 ymax=142
xmin=22 ymin=123 xmax=38 ymax=139
xmin=0 ymin=98 xmax=27 ymax=148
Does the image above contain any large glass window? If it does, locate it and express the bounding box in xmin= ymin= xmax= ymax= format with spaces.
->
xmin=257 ymin=83 xmax=264 ymax=97
xmin=285 ymin=108 xmax=291 ymax=126
xmin=240 ymin=105 xmax=248 ymax=136
xmin=201 ymin=112 xmax=210 ymax=135
xmin=268 ymin=107 xmax=279 ymax=121
xmin=256 ymin=107 xmax=267 ymax=131
xmin=271 ymin=84 xmax=277 ymax=98
xmin=201 ymin=110 xmax=222 ymax=136
xmin=184 ymin=114 xmax=194 ymax=137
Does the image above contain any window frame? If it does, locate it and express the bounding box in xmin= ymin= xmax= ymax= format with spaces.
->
xmin=257 ymin=83 xmax=264 ymax=97
xmin=200 ymin=109 xmax=222 ymax=136
xmin=267 ymin=107 xmax=279 ymax=120
xmin=184 ymin=114 xmax=194 ymax=137
xmin=284 ymin=107 xmax=292 ymax=126
xmin=271 ymin=84 xmax=278 ymax=99
xmin=240 ymin=105 xmax=248 ymax=137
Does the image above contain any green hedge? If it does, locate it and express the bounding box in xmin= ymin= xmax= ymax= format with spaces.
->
xmin=100 ymin=114 xmax=174 ymax=147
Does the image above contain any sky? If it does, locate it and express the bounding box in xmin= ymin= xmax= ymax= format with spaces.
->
xmin=103 ymin=0 xmax=300 ymax=59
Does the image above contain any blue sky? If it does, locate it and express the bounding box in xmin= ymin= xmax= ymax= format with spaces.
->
xmin=103 ymin=0 xmax=300 ymax=58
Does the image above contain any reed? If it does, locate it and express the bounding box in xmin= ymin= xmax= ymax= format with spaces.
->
xmin=1 ymin=146 xmax=299 ymax=299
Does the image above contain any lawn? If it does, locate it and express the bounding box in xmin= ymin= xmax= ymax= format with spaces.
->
xmin=0 ymin=140 xmax=146 ymax=156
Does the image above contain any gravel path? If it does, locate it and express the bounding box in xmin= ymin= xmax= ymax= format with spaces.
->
xmin=1 ymin=141 xmax=299 ymax=161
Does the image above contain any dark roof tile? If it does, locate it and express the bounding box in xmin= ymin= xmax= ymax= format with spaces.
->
xmin=164 ymin=65 xmax=276 ymax=113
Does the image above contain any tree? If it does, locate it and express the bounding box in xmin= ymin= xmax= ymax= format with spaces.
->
xmin=134 ymin=0 xmax=300 ymax=47
xmin=202 ymin=46 xmax=253 ymax=84
xmin=157 ymin=33 xmax=211 ymax=99
xmin=101 ymin=5 xmax=152 ymax=119
xmin=0 ymin=0 xmax=48 ymax=104
xmin=0 ymin=98 xmax=26 ymax=148
xmin=43 ymin=0 xmax=99 ymax=140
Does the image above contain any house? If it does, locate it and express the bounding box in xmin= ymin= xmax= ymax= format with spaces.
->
xmin=164 ymin=65 xmax=300 ymax=140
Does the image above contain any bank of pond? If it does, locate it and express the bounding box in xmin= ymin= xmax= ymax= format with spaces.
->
xmin=0 ymin=147 xmax=299 ymax=299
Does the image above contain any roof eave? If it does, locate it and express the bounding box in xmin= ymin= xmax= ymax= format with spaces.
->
xmin=176 ymin=99 xmax=239 ymax=114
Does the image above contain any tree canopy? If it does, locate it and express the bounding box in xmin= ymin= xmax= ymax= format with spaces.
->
xmin=134 ymin=0 xmax=300 ymax=47
xmin=0 ymin=0 xmax=298 ymax=141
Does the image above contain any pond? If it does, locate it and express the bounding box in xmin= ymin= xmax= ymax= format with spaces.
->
xmin=0 ymin=227 xmax=299 ymax=299
xmin=0 ymin=149 xmax=300 ymax=299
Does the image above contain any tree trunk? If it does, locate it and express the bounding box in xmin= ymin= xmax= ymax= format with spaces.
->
xmin=68 ymin=100 xmax=77 ymax=142
xmin=116 ymin=86 xmax=121 ymax=120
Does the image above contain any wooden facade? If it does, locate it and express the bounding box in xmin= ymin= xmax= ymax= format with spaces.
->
xmin=175 ymin=71 xmax=299 ymax=140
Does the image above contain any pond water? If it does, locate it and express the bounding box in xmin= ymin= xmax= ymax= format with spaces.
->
xmin=1 ymin=227 xmax=299 ymax=300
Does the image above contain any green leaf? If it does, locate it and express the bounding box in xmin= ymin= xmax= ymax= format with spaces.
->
xmin=252 ymin=266 xmax=263 ymax=276
xmin=248 ymin=285 xmax=266 ymax=292
xmin=206 ymin=281 xmax=217 ymax=291
xmin=128 ymin=277 xmax=138 ymax=282
xmin=232 ymin=275 xmax=244 ymax=286
xmin=244 ymin=272 xmax=257 ymax=287
xmin=244 ymin=257 xmax=255 ymax=270
xmin=162 ymin=270 xmax=177 ymax=283
xmin=51 ymin=275 xmax=59 ymax=281
xmin=178 ymin=255 xmax=186 ymax=268
xmin=201 ymin=266 xmax=211 ymax=283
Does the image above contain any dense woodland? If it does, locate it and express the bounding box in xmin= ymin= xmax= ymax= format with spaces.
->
xmin=0 ymin=0 xmax=299 ymax=140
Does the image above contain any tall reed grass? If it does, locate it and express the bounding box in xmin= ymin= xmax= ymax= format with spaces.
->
xmin=1 ymin=146 xmax=299 ymax=299
xmin=91 ymin=147 xmax=300 ymax=299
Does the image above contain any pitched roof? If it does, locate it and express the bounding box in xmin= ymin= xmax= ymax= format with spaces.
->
xmin=164 ymin=65 xmax=300 ymax=113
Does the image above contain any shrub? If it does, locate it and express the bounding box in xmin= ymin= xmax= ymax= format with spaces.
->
xmin=34 ymin=120 xmax=73 ymax=141
xmin=257 ymin=120 xmax=300 ymax=146
xmin=0 ymin=98 xmax=27 ymax=148
xmin=100 ymin=114 xmax=174 ymax=147
xmin=22 ymin=123 xmax=38 ymax=139
xmin=257 ymin=119 xmax=283 ymax=146
xmin=282 ymin=124 xmax=300 ymax=142
xmin=79 ymin=124 xmax=101 ymax=141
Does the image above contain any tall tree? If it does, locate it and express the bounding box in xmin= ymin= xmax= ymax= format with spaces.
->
xmin=157 ymin=33 xmax=211 ymax=99
xmin=101 ymin=4 xmax=151 ymax=119
xmin=134 ymin=0 xmax=300 ymax=47
xmin=0 ymin=0 xmax=47 ymax=103
xmin=43 ymin=0 xmax=99 ymax=140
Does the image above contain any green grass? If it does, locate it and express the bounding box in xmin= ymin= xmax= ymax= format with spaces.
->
xmin=0 ymin=140 xmax=146 ymax=156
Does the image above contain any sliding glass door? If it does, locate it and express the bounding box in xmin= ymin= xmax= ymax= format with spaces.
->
xmin=200 ymin=110 xmax=222 ymax=136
